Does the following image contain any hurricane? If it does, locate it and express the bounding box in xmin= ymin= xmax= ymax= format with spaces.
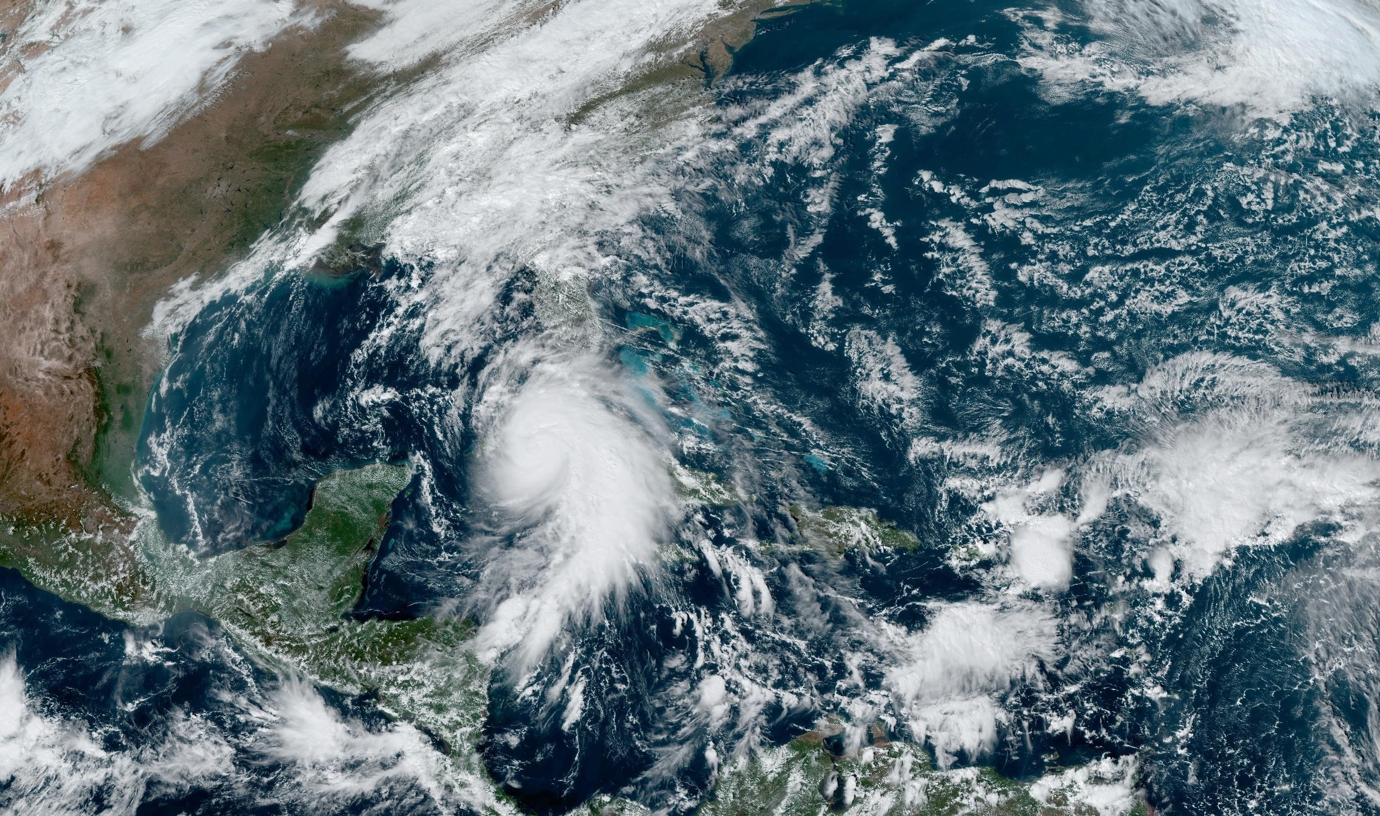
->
xmin=4 ymin=0 xmax=1380 ymax=814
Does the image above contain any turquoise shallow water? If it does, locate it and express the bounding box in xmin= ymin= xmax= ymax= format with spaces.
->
xmin=10 ymin=0 xmax=1380 ymax=813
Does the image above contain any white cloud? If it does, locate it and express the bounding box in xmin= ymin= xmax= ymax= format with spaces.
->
xmin=1024 ymin=0 xmax=1380 ymax=118
xmin=0 ymin=0 xmax=295 ymax=188
xmin=885 ymin=603 xmax=1057 ymax=768
xmin=471 ymin=362 xmax=675 ymax=666
xmin=1088 ymin=353 xmax=1380 ymax=580
xmin=984 ymin=470 xmax=1077 ymax=591
xmin=260 ymin=677 xmax=449 ymax=801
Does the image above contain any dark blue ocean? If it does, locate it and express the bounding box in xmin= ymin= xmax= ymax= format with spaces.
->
xmin=9 ymin=0 xmax=1380 ymax=814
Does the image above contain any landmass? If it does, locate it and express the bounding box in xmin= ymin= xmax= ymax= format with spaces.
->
xmin=0 ymin=2 xmax=1147 ymax=813
xmin=0 ymin=0 xmax=387 ymax=531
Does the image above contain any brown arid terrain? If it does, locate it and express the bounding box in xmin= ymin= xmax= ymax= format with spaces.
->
xmin=0 ymin=0 xmax=787 ymax=599
xmin=0 ymin=1 xmax=387 ymax=540
xmin=0 ymin=0 xmax=786 ymax=539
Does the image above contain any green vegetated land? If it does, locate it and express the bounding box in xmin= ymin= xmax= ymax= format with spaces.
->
xmin=0 ymin=463 xmax=503 ymax=807
xmin=704 ymin=729 xmax=1144 ymax=816
xmin=0 ymin=461 xmax=1142 ymax=815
